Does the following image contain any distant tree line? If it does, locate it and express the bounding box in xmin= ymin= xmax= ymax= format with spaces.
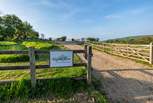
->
xmin=86 ymin=37 xmax=99 ymax=42
xmin=105 ymin=35 xmax=153 ymax=44
xmin=0 ymin=14 xmax=39 ymax=41
xmin=54 ymin=37 xmax=100 ymax=42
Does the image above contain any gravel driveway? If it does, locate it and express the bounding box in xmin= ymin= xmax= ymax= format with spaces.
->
xmin=64 ymin=44 xmax=153 ymax=103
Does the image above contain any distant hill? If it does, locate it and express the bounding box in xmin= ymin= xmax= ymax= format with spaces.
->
xmin=104 ymin=35 xmax=153 ymax=44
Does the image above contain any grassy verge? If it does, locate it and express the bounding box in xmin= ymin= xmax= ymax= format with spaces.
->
xmin=0 ymin=67 xmax=108 ymax=103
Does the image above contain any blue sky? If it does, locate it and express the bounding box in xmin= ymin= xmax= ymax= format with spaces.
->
xmin=0 ymin=0 xmax=153 ymax=40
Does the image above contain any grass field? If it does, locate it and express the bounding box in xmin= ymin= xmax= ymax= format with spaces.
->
xmin=0 ymin=64 xmax=107 ymax=103
xmin=0 ymin=41 xmax=108 ymax=103
xmin=0 ymin=41 xmax=59 ymax=63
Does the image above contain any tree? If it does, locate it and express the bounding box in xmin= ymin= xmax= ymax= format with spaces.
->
xmin=0 ymin=14 xmax=39 ymax=41
xmin=0 ymin=16 xmax=4 ymax=40
xmin=71 ymin=38 xmax=75 ymax=41
xmin=86 ymin=37 xmax=99 ymax=42
xmin=48 ymin=37 xmax=52 ymax=41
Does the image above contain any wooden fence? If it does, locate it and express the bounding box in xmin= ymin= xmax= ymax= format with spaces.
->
xmin=0 ymin=46 xmax=92 ymax=87
xmin=87 ymin=41 xmax=153 ymax=64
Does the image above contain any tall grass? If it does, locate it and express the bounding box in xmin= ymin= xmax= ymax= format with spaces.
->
xmin=0 ymin=67 xmax=86 ymax=102
xmin=0 ymin=78 xmax=88 ymax=102
xmin=0 ymin=67 xmax=108 ymax=103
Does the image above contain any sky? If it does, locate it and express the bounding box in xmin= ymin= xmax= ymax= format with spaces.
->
xmin=0 ymin=0 xmax=153 ymax=40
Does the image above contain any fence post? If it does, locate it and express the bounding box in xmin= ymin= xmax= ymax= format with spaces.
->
xmin=29 ymin=47 xmax=36 ymax=87
xmin=150 ymin=43 xmax=153 ymax=64
xmin=84 ymin=45 xmax=88 ymax=59
xmin=103 ymin=43 xmax=105 ymax=52
xmin=87 ymin=46 xmax=92 ymax=85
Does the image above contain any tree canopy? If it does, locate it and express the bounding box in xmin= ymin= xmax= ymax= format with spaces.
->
xmin=0 ymin=14 xmax=39 ymax=41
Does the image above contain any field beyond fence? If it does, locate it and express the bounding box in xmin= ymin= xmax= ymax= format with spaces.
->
xmin=0 ymin=41 xmax=109 ymax=103
xmin=87 ymin=41 xmax=153 ymax=64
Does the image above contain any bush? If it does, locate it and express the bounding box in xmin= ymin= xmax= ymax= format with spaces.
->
xmin=0 ymin=55 xmax=29 ymax=63
xmin=87 ymin=37 xmax=99 ymax=42
xmin=0 ymin=45 xmax=27 ymax=51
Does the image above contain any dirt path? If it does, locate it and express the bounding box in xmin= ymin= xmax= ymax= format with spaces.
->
xmin=64 ymin=44 xmax=153 ymax=103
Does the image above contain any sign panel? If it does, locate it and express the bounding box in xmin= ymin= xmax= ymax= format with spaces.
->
xmin=50 ymin=51 xmax=73 ymax=67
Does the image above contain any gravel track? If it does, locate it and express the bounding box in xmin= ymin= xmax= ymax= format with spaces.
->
xmin=64 ymin=44 xmax=153 ymax=103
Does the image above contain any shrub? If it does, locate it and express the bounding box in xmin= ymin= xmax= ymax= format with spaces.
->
xmin=0 ymin=55 xmax=29 ymax=63
xmin=0 ymin=45 xmax=27 ymax=51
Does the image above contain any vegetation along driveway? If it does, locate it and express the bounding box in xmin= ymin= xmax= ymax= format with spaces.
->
xmin=64 ymin=44 xmax=153 ymax=103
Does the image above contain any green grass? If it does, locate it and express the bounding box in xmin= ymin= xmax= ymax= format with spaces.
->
xmin=0 ymin=78 xmax=87 ymax=102
xmin=0 ymin=55 xmax=29 ymax=63
xmin=0 ymin=67 xmax=86 ymax=81
xmin=22 ymin=41 xmax=57 ymax=50
xmin=0 ymin=67 xmax=108 ymax=103
xmin=0 ymin=44 xmax=27 ymax=51
xmin=0 ymin=41 xmax=17 ymax=45
xmin=0 ymin=41 xmax=60 ymax=63
xmin=0 ymin=41 xmax=108 ymax=103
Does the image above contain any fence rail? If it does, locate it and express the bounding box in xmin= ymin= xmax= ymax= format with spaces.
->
xmin=87 ymin=41 xmax=153 ymax=64
xmin=0 ymin=49 xmax=86 ymax=54
xmin=0 ymin=46 xmax=92 ymax=87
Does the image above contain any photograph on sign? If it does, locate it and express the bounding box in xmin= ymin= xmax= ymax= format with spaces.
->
xmin=50 ymin=51 xmax=73 ymax=67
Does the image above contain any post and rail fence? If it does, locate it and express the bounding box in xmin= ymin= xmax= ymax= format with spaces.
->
xmin=0 ymin=45 xmax=92 ymax=87
xmin=87 ymin=41 xmax=153 ymax=65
